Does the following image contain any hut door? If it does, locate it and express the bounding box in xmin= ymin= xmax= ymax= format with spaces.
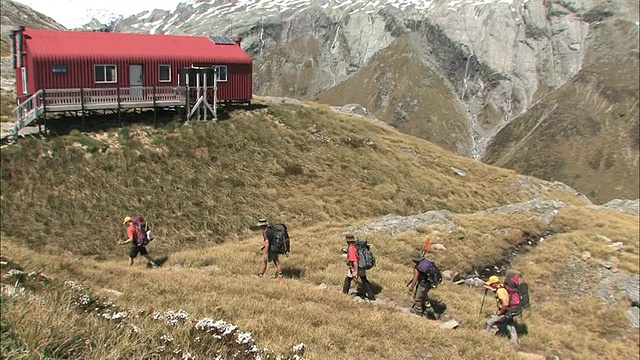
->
xmin=129 ymin=64 xmax=143 ymax=100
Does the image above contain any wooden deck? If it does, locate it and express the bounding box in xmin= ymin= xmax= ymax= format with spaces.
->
xmin=6 ymin=86 xmax=188 ymax=144
xmin=42 ymin=86 xmax=187 ymax=112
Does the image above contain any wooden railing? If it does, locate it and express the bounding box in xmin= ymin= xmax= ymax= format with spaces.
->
xmin=9 ymin=89 xmax=45 ymax=143
xmin=43 ymin=86 xmax=186 ymax=108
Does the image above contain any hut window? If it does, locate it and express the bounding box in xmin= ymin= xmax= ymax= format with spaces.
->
xmin=215 ymin=65 xmax=227 ymax=82
xmin=94 ymin=64 xmax=117 ymax=83
xmin=159 ymin=64 xmax=171 ymax=82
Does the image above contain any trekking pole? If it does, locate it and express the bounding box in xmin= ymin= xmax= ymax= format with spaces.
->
xmin=479 ymin=289 xmax=487 ymax=316
xmin=422 ymin=236 xmax=432 ymax=257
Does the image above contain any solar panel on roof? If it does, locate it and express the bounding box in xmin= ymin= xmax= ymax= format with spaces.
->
xmin=208 ymin=35 xmax=236 ymax=45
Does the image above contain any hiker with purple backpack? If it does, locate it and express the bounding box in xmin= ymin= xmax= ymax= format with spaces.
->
xmin=407 ymin=250 xmax=442 ymax=319
xmin=117 ymin=216 xmax=157 ymax=267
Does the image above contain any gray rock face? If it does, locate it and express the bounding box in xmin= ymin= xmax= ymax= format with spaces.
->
xmin=595 ymin=199 xmax=640 ymax=216
xmin=346 ymin=210 xmax=456 ymax=236
xmin=626 ymin=306 xmax=639 ymax=328
xmin=103 ymin=0 xmax=633 ymax=158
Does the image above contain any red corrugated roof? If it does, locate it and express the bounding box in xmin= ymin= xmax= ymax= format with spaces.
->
xmin=23 ymin=28 xmax=253 ymax=64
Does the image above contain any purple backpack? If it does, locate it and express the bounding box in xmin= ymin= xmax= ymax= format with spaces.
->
xmin=416 ymin=258 xmax=434 ymax=274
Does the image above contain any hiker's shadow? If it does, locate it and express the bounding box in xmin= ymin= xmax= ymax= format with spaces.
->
xmin=429 ymin=297 xmax=448 ymax=315
xmin=357 ymin=281 xmax=383 ymax=296
xmin=152 ymin=255 xmax=169 ymax=267
xmin=497 ymin=321 xmax=529 ymax=337
xmin=281 ymin=265 xmax=304 ymax=278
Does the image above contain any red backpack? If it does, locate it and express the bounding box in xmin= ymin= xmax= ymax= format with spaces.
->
xmin=503 ymin=273 xmax=530 ymax=316
xmin=132 ymin=215 xmax=152 ymax=247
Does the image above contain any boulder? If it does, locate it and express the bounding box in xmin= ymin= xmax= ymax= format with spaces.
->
xmin=450 ymin=167 xmax=467 ymax=177
xmin=97 ymin=288 xmax=124 ymax=299
xmin=439 ymin=319 xmax=459 ymax=329
xmin=581 ymin=251 xmax=592 ymax=261
xmin=465 ymin=278 xmax=485 ymax=288
xmin=626 ymin=306 xmax=639 ymax=328
xmin=442 ymin=270 xmax=455 ymax=280
xmin=430 ymin=243 xmax=447 ymax=251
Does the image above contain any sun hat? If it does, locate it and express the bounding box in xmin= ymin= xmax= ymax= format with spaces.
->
xmin=122 ymin=216 xmax=132 ymax=224
xmin=411 ymin=250 xmax=424 ymax=263
xmin=257 ymin=218 xmax=268 ymax=227
xmin=485 ymin=275 xmax=501 ymax=286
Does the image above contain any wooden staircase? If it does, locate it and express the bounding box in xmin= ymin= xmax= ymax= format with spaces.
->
xmin=8 ymin=90 xmax=44 ymax=143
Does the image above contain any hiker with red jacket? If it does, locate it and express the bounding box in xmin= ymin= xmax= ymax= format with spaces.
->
xmin=483 ymin=275 xmax=520 ymax=349
xmin=342 ymin=234 xmax=374 ymax=300
xmin=407 ymin=251 xmax=440 ymax=319
xmin=117 ymin=216 xmax=157 ymax=267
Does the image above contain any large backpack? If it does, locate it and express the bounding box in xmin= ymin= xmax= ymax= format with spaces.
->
xmin=133 ymin=215 xmax=152 ymax=247
xmin=268 ymin=223 xmax=290 ymax=254
xmin=416 ymin=258 xmax=443 ymax=287
xmin=503 ymin=273 xmax=530 ymax=317
xmin=355 ymin=240 xmax=376 ymax=270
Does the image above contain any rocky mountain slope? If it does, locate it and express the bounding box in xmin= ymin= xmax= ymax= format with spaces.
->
xmin=109 ymin=0 xmax=635 ymax=155
xmin=483 ymin=18 xmax=639 ymax=204
xmin=102 ymin=0 xmax=639 ymax=202
xmin=0 ymin=0 xmax=66 ymax=56
xmin=0 ymin=0 xmax=66 ymax=118
xmin=1 ymin=0 xmax=637 ymax=202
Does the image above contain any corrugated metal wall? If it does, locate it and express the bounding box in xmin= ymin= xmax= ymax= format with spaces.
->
xmin=31 ymin=57 xmax=252 ymax=101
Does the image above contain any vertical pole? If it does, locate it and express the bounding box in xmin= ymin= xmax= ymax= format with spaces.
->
xmin=80 ymin=88 xmax=85 ymax=129
xmin=213 ymin=70 xmax=218 ymax=121
xmin=185 ymin=85 xmax=190 ymax=123
xmin=203 ymin=72 xmax=207 ymax=123
xmin=153 ymin=85 xmax=157 ymax=127
xmin=117 ymin=86 xmax=121 ymax=127
xmin=196 ymin=71 xmax=201 ymax=121
xmin=41 ymin=90 xmax=47 ymax=136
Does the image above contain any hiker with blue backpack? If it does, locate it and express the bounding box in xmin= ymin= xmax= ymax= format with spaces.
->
xmin=117 ymin=216 xmax=157 ymax=267
xmin=342 ymin=234 xmax=376 ymax=300
xmin=482 ymin=274 xmax=530 ymax=350
xmin=257 ymin=218 xmax=290 ymax=279
xmin=407 ymin=250 xmax=442 ymax=319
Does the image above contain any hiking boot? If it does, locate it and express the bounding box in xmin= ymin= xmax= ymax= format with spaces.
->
xmin=363 ymin=283 xmax=375 ymax=300
xmin=257 ymin=272 xmax=264 ymax=277
xmin=342 ymin=277 xmax=352 ymax=295
xmin=409 ymin=307 xmax=424 ymax=316
xmin=276 ymin=272 xmax=284 ymax=278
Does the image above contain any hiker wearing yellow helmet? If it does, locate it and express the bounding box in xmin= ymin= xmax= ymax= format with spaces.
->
xmin=117 ymin=216 xmax=157 ymax=267
xmin=483 ymin=275 xmax=520 ymax=349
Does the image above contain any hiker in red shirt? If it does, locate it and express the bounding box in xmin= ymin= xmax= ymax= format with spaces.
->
xmin=117 ymin=216 xmax=156 ymax=267
xmin=342 ymin=234 xmax=374 ymax=300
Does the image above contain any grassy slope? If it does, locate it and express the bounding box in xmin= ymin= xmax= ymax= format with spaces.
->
xmin=482 ymin=19 xmax=640 ymax=204
xmin=317 ymin=34 xmax=473 ymax=156
xmin=1 ymin=206 xmax=638 ymax=359
xmin=0 ymin=101 xmax=576 ymax=259
xmin=1 ymin=101 xmax=637 ymax=359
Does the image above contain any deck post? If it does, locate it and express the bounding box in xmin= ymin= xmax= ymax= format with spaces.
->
xmin=80 ymin=88 xmax=86 ymax=129
xmin=152 ymin=86 xmax=157 ymax=127
xmin=41 ymin=90 xmax=47 ymax=136
xmin=185 ymin=85 xmax=190 ymax=123
xmin=117 ymin=86 xmax=121 ymax=127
